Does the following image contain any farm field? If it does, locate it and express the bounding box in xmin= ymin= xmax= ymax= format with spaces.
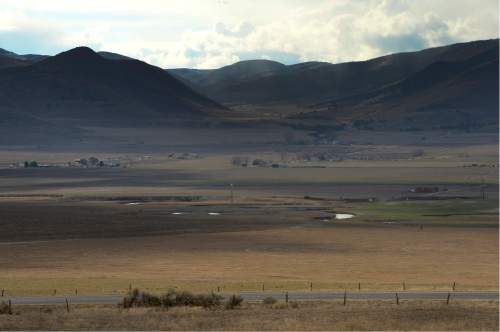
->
xmin=0 ymin=136 xmax=498 ymax=297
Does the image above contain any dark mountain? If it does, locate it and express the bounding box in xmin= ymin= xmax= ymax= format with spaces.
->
xmin=0 ymin=48 xmax=133 ymax=68
xmin=0 ymin=39 xmax=497 ymax=145
xmin=0 ymin=54 xmax=31 ymax=69
xmin=0 ymin=48 xmax=49 ymax=63
xmin=98 ymin=51 xmax=134 ymax=61
xmin=301 ymin=45 xmax=499 ymax=131
xmin=169 ymin=59 xmax=286 ymax=94
xmin=0 ymin=47 xmax=225 ymax=127
xmin=170 ymin=39 xmax=498 ymax=108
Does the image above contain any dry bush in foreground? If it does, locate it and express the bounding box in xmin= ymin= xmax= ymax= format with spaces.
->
xmin=123 ymin=289 xmax=228 ymax=309
xmin=0 ymin=302 xmax=12 ymax=315
xmin=225 ymin=294 xmax=243 ymax=309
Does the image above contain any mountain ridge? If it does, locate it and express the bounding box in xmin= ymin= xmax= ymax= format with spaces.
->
xmin=0 ymin=46 xmax=226 ymax=128
xmin=168 ymin=38 xmax=498 ymax=107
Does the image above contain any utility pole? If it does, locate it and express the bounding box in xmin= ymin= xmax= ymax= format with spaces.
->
xmin=230 ymin=183 xmax=234 ymax=204
xmin=481 ymin=176 xmax=486 ymax=200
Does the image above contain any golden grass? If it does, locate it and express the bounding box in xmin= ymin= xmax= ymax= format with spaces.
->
xmin=0 ymin=300 xmax=497 ymax=331
xmin=1 ymin=225 xmax=497 ymax=295
xmin=0 ymin=144 xmax=497 ymax=296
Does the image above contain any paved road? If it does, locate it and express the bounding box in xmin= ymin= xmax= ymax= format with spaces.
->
xmin=3 ymin=291 xmax=498 ymax=305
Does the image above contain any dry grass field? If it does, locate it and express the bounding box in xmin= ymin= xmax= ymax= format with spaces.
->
xmin=0 ymin=133 xmax=497 ymax=330
xmin=0 ymin=301 xmax=497 ymax=330
xmin=0 ymin=192 xmax=497 ymax=294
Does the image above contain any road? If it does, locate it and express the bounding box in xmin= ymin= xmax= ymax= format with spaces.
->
xmin=3 ymin=291 xmax=498 ymax=305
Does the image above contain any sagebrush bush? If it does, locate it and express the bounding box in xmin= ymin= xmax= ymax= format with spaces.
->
xmin=195 ymin=293 xmax=224 ymax=308
xmin=0 ymin=302 xmax=12 ymax=315
xmin=225 ymin=294 xmax=243 ymax=309
xmin=122 ymin=289 xmax=222 ymax=309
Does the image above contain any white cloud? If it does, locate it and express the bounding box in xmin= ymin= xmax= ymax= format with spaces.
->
xmin=0 ymin=0 xmax=498 ymax=68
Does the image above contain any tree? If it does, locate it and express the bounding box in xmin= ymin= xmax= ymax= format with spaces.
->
xmin=88 ymin=156 xmax=99 ymax=167
xmin=231 ymin=156 xmax=249 ymax=167
xmin=29 ymin=161 xmax=38 ymax=167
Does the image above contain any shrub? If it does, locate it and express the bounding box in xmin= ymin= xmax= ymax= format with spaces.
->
xmin=225 ymin=294 xmax=243 ymax=309
xmin=231 ymin=156 xmax=249 ymax=167
xmin=140 ymin=292 xmax=161 ymax=307
xmin=174 ymin=291 xmax=195 ymax=306
xmin=0 ymin=302 xmax=12 ymax=315
xmin=23 ymin=161 xmax=39 ymax=168
xmin=252 ymin=159 xmax=267 ymax=167
xmin=123 ymin=288 xmax=140 ymax=308
xmin=194 ymin=293 xmax=223 ymax=308
xmin=123 ymin=289 xmax=222 ymax=309
xmin=262 ymin=296 xmax=277 ymax=305
xmin=88 ymin=156 xmax=99 ymax=167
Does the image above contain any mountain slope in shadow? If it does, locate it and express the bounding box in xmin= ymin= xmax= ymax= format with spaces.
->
xmin=0 ymin=47 xmax=225 ymax=127
xmin=170 ymin=39 xmax=498 ymax=108
xmin=302 ymin=45 xmax=499 ymax=131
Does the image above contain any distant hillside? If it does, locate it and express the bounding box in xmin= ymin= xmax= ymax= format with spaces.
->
xmin=0 ymin=47 xmax=225 ymax=128
xmin=170 ymin=40 xmax=498 ymax=108
xmin=296 ymin=45 xmax=498 ymax=131
xmin=0 ymin=54 xmax=30 ymax=69
xmin=170 ymin=39 xmax=499 ymax=130
xmin=0 ymin=40 xmax=497 ymax=147
xmin=169 ymin=59 xmax=286 ymax=94
xmin=0 ymin=48 xmax=49 ymax=63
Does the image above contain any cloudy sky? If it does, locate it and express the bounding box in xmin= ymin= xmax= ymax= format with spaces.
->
xmin=0 ymin=0 xmax=498 ymax=69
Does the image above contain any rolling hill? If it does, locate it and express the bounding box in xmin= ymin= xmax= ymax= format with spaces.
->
xmin=169 ymin=40 xmax=498 ymax=108
xmin=0 ymin=48 xmax=49 ymax=64
xmin=0 ymin=47 xmax=225 ymax=127
xmin=0 ymin=39 xmax=497 ymax=147
xmin=169 ymin=39 xmax=498 ymax=131
xmin=301 ymin=45 xmax=499 ymax=131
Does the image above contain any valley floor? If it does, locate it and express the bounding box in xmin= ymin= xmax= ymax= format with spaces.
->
xmin=0 ymin=132 xmax=497 ymax=301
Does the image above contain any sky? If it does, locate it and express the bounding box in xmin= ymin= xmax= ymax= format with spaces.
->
xmin=0 ymin=0 xmax=498 ymax=69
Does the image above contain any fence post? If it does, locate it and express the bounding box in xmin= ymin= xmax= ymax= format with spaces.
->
xmin=310 ymin=282 xmax=313 ymax=292
xmin=446 ymin=292 xmax=451 ymax=305
xmin=396 ymin=293 xmax=399 ymax=305
xmin=403 ymin=281 xmax=406 ymax=291
xmin=8 ymin=300 xmax=12 ymax=315
xmin=1 ymin=289 xmax=3 ymax=297
xmin=343 ymin=290 xmax=347 ymax=306
xmin=452 ymin=282 xmax=456 ymax=291
xmin=65 ymin=298 xmax=70 ymax=313
xmin=358 ymin=282 xmax=361 ymax=291
xmin=53 ymin=289 xmax=56 ymax=296
xmin=75 ymin=289 xmax=78 ymax=296
xmin=262 ymin=283 xmax=265 ymax=292
xmin=285 ymin=291 xmax=289 ymax=304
